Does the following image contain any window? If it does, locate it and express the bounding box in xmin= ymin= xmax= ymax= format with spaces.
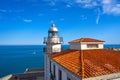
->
xmin=50 ymin=64 xmax=55 ymax=80
xmin=53 ymin=65 xmax=56 ymax=78
xmin=50 ymin=61 xmax=51 ymax=72
xmin=67 ymin=77 xmax=71 ymax=80
xmin=87 ymin=44 xmax=98 ymax=48
xmin=58 ymin=70 xmax=62 ymax=80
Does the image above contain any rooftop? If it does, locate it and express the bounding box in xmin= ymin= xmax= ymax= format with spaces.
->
xmin=0 ymin=68 xmax=44 ymax=80
xmin=69 ymin=38 xmax=105 ymax=43
xmin=51 ymin=49 xmax=120 ymax=78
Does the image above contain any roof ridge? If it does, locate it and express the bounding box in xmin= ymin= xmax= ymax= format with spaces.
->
xmin=80 ymin=38 xmax=84 ymax=42
xmin=79 ymin=50 xmax=85 ymax=78
xmin=69 ymin=37 xmax=105 ymax=43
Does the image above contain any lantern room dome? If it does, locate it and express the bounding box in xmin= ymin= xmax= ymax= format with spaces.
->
xmin=48 ymin=23 xmax=58 ymax=32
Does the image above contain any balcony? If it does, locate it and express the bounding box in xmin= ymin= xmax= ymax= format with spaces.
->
xmin=43 ymin=37 xmax=63 ymax=44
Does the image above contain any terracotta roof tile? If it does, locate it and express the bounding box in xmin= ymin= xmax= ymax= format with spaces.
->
xmin=69 ymin=38 xmax=105 ymax=43
xmin=51 ymin=49 xmax=120 ymax=78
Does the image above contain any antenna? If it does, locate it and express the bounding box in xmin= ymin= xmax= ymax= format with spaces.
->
xmin=50 ymin=20 xmax=56 ymax=27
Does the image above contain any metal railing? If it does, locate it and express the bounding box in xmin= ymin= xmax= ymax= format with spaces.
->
xmin=43 ymin=37 xmax=63 ymax=44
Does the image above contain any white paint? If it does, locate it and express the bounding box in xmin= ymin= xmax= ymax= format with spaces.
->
xmin=70 ymin=42 xmax=104 ymax=50
xmin=50 ymin=60 xmax=82 ymax=80
xmin=46 ymin=42 xmax=62 ymax=53
xmin=52 ymin=44 xmax=61 ymax=52
xmin=98 ymin=43 xmax=104 ymax=49
xmin=44 ymin=55 xmax=51 ymax=80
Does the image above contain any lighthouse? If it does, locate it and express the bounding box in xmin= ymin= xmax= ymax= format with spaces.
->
xmin=44 ymin=23 xmax=63 ymax=53
xmin=43 ymin=23 xmax=63 ymax=80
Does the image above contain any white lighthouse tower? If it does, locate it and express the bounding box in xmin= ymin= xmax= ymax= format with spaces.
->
xmin=43 ymin=23 xmax=63 ymax=80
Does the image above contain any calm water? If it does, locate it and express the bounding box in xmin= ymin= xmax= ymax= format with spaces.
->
xmin=0 ymin=44 xmax=119 ymax=78
xmin=0 ymin=45 xmax=69 ymax=78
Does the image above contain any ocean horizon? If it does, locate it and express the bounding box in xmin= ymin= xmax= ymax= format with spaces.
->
xmin=0 ymin=44 xmax=120 ymax=78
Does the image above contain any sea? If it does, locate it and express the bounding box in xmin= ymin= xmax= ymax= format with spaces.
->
xmin=0 ymin=44 xmax=120 ymax=78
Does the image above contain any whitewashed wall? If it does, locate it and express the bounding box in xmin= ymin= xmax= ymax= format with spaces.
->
xmin=52 ymin=44 xmax=61 ymax=52
xmin=44 ymin=55 xmax=51 ymax=80
xmin=98 ymin=44 xmax=104 ymax=49
xmin=46 ymin=44 xmax=61 ymax=53
xmin=51 ymin=60 xmax=82 ymax=80
xmin=70 ymin=42 xmax=104 ymax=50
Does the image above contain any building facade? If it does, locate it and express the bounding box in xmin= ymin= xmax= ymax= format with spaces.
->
xmin=44 ymin=24 xmax=120 ymax=80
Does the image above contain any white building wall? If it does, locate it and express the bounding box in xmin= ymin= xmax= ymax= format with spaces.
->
xmin=51 ymin=60 xmax=82 ymax=80
xmin=62 ymin=70 xmax=67 ymax=80
xmin=81 ymin=43 xmax=87 ymax=50
xmin=46 ymin=44 xmax=61 ymax=53
xmin=46 ymin=44 xmax=52 ymax=53
xmin=98 ymin=44 xmax=104 ymax=49
xmin=70 ymin=42 xmax=104 ymax=50
xmin=56 ymin=64 xmax=59 ymax=80
xmin=81 ymin=43 xmax=104 ymax=50
xmin=44 ymin=55 xmax=51 ymax=80
xmin=52 ymin=44 xmax=61 ymax=52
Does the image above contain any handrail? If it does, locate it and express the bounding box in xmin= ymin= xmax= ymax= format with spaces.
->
xmin=43 ymin=37 xmax=63 ymax=44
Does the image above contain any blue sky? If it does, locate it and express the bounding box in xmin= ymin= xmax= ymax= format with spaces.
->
xmin=0 ymin=0 xmax=120 ymax=45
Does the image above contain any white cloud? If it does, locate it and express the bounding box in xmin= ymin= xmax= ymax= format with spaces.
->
xmin=14 ymin=9 xmax=24 ymax=13
xmin=50 ymin=20 xmax=55 ymax=24
xmin=96 ymin=14 xmax=100 ymax=24
xmin=14 ymin=0 xmax=39 ymax=3
xmin=60 ymin=18 xmax=64 ymax=21
xmin=102 ymin=0 xmax=120 ymax=15
xmin=74 ymin=0 xmax=120 ymax=24
xmin=0 ymin=9 xmax=24 ymax=13
xmin=49 ymin=1 xmax=56 ymax=6
xmin=26 ymin=0 xmax=38 ymax=3
xmin=42 ymin=0 xmax=120 ymax=16
xmin=38 ymin=13 xmax=44 ymax=16
xmin=0 ymin=9 xmax=7 ymax=13
xmin=23 ymin=19 xmax=32 ymax=23
xmin=52 ymin=8 xmax=58 ymax=11
xmin=75 ymin=0 xmax=120 ymax=15
xmin=76 ymin=0 xmax=91 ymax=4
xmin=75 ymin=0 xmax=98 ymax=8
xmin=80 ymin=15 xmax=87 ymax=20
xmin=96 ymin=8 xmax=101 ymax=24
xmin=110 ymin=6 xmax=120 ymax=15
xmin=43 ymin=0 xmax=73 ymax=6
xmin=66 ymin=4 xmax=71 ymax=8
xmin=43 ymin=0 xmax=57 ymax=6
xmin=102 ymin=0 xmax=112 ymax=4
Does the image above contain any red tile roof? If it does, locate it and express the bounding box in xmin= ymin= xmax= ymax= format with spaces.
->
xmin=69 ymin=38 xmax=105 ymax=43
xmin=51 ymin=49 xmax=120 ymax=78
